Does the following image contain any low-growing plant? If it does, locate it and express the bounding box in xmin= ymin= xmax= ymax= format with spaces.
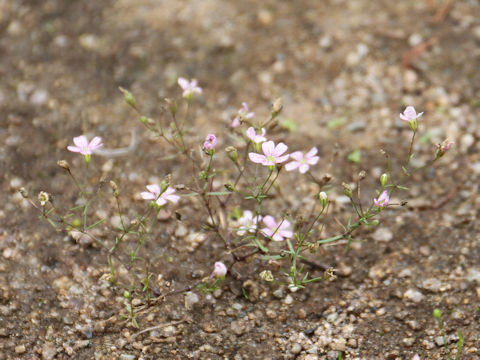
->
xmin=21 ymin=78 xmax=454 ymax=327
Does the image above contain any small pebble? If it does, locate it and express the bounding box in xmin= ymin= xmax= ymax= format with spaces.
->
xmin=403 ymin=289 xmax=425 ymax=303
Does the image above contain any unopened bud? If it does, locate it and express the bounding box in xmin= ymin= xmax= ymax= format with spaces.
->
xmin=119 ymin=87 xmax=136 ymax=109
xmin=225 ymin=146 xmax=238 ymax=163
xmin=342 ymin=182 xmax=353 ymax=198
xmin=271 ymin=97 xmax=283 ymax=117
xmin=319 ymin=191 xmax=328 ymax=208
xmin=433 ymin=308 xmax=442 ymax=320
xmin=224 ymin=183 xmax=236 ymax=192
xmin=161 ymin=174 xmax=171 ymax=192
xmin=110 ymin=181 xmax=119 ymax=197
xmin=123 ymin=290 xmax=131 ymax=299
xmin=57 ymin=160 xmax=70 ymax=171
xmin=165 ymin=98 xmax=178 ymax=117
xmin=358 ymin=170 xmax=366 ymax=181
xmin=380 ymin=173 xmax=388 ymax=188
xmin=19 ymin=187 xmax=29 ymax=198
xmin=259 ymin=270 xmax=274 ymax=282
xmin=38 ymin=191 xmax=50 ymax=206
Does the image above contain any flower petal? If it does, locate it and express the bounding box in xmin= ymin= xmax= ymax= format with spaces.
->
xmin=262 ymin=141 xmax=274 ymax=155
xmin=274 ymin=142 xmax=288 ymax=156
xmin=308 ymin=156 xmax=319 ymax=165
xmin=67 ymin=146 xmax=81 ymax=153
xmin=246 ymin=127 xmax=255 ymax=140
xmin=89 ymin=136 xmax=103 ymax=149
xmin=275 ymin=154 xmax=290 ymax=163
xmin=285 ymin=161 xmax=299 ymax=171
xmin=299 ymin=164 xmax=310 ymax=173
xmin=146 ymin=184 xmax=160 ymax=195
xmin=263 ymin=215 xmax=276 ymax=229
xmin=178 ymin=77 xmax=189 ymax=89
xmin=141 ymin=191 xmax=156 ymax=200
xmin=306 ymin=147 xmax=318 ymax=158
xmin=249 ymin=153 xmax=266 ymax=164
xmin=73 ymin=135 xmax=88 ymax=148
xmin=289 ymin=151 xmax=304 ymax=161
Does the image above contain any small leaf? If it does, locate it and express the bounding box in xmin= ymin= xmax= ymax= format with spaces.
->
xmin=347 ymin=150 xmax=362 ymax=163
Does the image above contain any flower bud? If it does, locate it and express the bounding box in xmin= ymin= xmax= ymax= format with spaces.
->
xmin=224 ymin=183 xmax=236 ymax=192
xmin=271 ymin=97 xmax=283 ymax=118
xmin=119 ymin=87 xmax=136 ymax=109
xmin=38 ymin=191 xmax=50 ymax=206
xmin=212 ymin=262 xmax=227 ymax=278
xmin=19 ymin=187 xmax=29 ymax=198
xmin=110 ymin=180 xmax=119 ymax=197
xmin=433 ymin=308 xmax=442 ymax=320
xmin=57 ymin=160 xmax=70 ymax=171
xmin=225 ymin=146 xmax=238 ymax=163
xmin=380 ymin=173 xmax=388 ymax=188
xmin=342 ymin=182 xmax=353 ymax=198
xmin=319 ymin=191 xmax=328 ymax=208
xmin=358 ymin=170 xmax=366 ymax=181
xmin=123 ymin=290 xmax=131 ymax=299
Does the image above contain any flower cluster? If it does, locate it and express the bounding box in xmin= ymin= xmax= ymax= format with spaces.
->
xmin=232 ymin=102 xmax=254 ymax=128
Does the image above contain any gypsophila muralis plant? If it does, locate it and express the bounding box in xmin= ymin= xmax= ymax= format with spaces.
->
xmin=24 ymin=78 xmax=455 ymax=327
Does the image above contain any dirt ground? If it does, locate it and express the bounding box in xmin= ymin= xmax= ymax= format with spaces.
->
xmin=2 ymin=0 xmax=480 ymax=359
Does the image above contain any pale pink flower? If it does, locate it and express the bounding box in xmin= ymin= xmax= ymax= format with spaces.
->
xmin=412 ymin=355 xmax=420 ymax=360
xmin=249 ymin=140 xmax=289 ymax=166
xmin=212 ymin=261 xmax=227 ymax=278
xmin=237 ymin=210 xmax=262 ymax=235
xmin=261 ymin=216 xmax=293 ymax=241
xmin=399 ymin=106 xmax=423 ymax=122
xmin=203 ymin=134 xmax=217 ymax=150
xmin=373 ymin=190 xmax=389 ymax=208
xmin=246 ymin=127 xmax=267 ymax=144
xmin=141 ymin=185 xmax=180 ymax=206
xmin=232 ymin=102 xmax=254 ymax=128
xmin=178 ymin=77 xmax=202 ymax=99
xmin=285 ymin=147 xmax=319 ymax=174
xmin=67 ymin=135 xmax=103 ymax=155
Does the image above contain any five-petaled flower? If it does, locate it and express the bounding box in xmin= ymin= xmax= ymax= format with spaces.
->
xmin=246 ymin=127 xmax=267 ymax=144
xmin=141 ymin=184 xmax=180 ymax=207
xmin=261 ymin=215 xmax=293 ymax=241
xmin=249 ymin=140 xmax=289 ymax=167
xmin=212 ymin=262 xmax=227 ymax=278
xmin=374 ymin=190 xmax=390 ymax=208
xmin=67 ymin=135 xmax=103 ymax=155
xmin=237 ymin=210 xmax=262 ymax=235
xmin=285 ymin=147 xmax=319 ymax=174
xmin=178 ymin=77 xmax=202 ymax=99
xmin=203 ymin=134 xmax=217 ymax=150
xmin=400 ymin=106 xmax=423 ymax=131
xmin=232 ymin=102 xmax=254 ymax=128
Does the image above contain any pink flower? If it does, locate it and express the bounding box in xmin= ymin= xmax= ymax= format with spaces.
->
xmin=399 ymin=106 xmax=423 ymax=122
xmin=237 ymin=210 xmax=262 ymax=235
xmin=285 ymin=147 xmax=319 ymax=174
xmin=261 ymin=216 xmax=293 ymax=241
xmin=249 ymin=141 xmax=289 ymax=166
xmin=212 ymin=262 xmax=227 ymax=278
xmin=373 ymin=190 xmax=390 ymax=208
xmin=67 ymin=135 xmax=103 ymax=155
xmin=178 ymin=77 xmax=202 ymax=99
xmin=412 ymin=355 xmax=420 ymax=360
xmin=246 ymin=127 xmax=267 ymax=144
xmin=232 ymin=102 xmax=254 ymax=127
xmin=203 ymin=134 xmax=217 ymax=150
xmin=141 ymin=185 xmax=180 ymax=206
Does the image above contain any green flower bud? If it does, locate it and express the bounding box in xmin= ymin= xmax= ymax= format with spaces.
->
xmin=319 ymin=191 xmax=328 ymax=208
xmin=433 ymin=308 xmax=442 ymax=320
xmin=380 ymin=173 xmax=388 ymax=188
xmin=119 ymin=87 xmax=136 ymax=109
